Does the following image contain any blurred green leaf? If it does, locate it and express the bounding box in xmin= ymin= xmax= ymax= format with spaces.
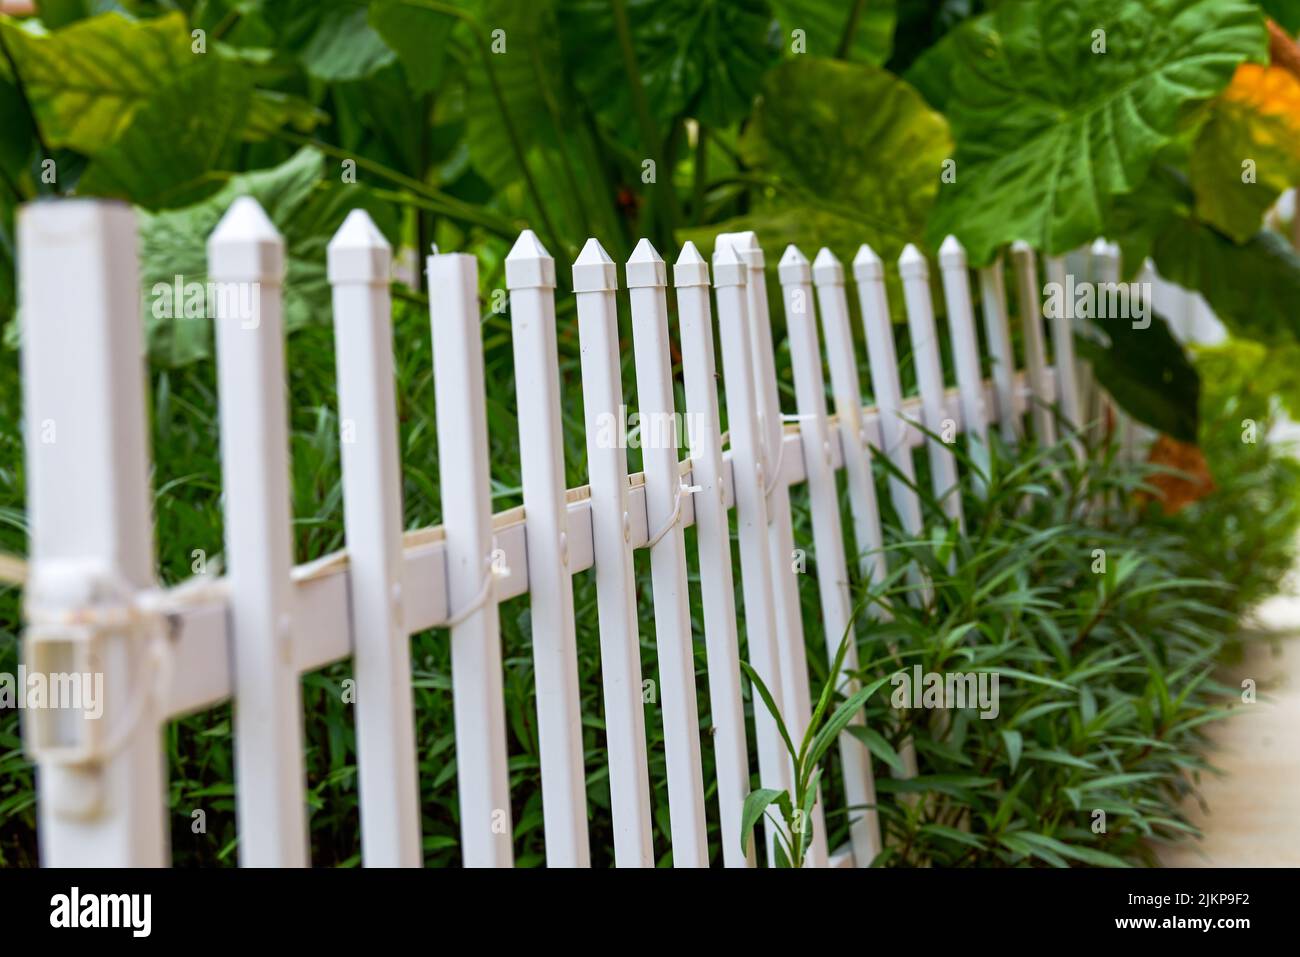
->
xmin=681 ymin=57 xmax=950 ymax=275
xmin=0 ymin=11 xmax=194 ymax=153
xmin=769 ymin=0 xmax=896 ymax=63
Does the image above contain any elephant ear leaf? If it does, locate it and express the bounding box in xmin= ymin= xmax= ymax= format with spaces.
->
xmin=680 ymin=57 xmax=950 ymax=284
xmin=926 ymin=0 xmax=1267 ymax=265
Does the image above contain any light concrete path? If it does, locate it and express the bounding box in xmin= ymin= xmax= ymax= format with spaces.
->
xmin=1156 ymin=592 xmax=1300 ymax=866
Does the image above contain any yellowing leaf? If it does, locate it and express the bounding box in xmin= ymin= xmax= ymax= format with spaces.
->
xmin=1191 ymin=62 xmax=1300 ymax=242
xmin=0 ymin=12 xmax=194 ymax=153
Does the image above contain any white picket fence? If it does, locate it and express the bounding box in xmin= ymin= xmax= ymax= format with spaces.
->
xmin=15 ymin=196 xmax=1112 ymax=868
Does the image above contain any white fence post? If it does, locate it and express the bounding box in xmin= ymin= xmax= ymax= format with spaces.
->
xmin=673 ymin=242 xmax=753 ymax=867
xmin=713 ymin=243 xmax=792 ymax=865
xmin=20 ymin=199 xmax=168 ymax=866
xmin=852 ymin=245 xmax=925 ymax=540
xmin=979 ymin=257 xmax=1022 ymax=444
xmin=1044 ymin=255 xmax=1083 ymax=443
xmin=572 ymin=238 xmax=654 ymax=867
xmin=327 ymin=210 xmax=421 ymax=867
xmin=429 ymin=248 xmax=515 ymax=867
xmin=505 ymin=229 xmax=591 ymax=867
xmin=852 ymin=244 xmax=922 ymax=779
xmin=812 ymin=248 xmax=887 ymax=595
xmin=779 ymin=245 xmax=881 ymax=866
xmin=900 ymin=245 xmax=964 ymax=530
xmin=1011 ymin=242 xmax=1057 ymax=446
xmin=718 ymin=231 xmax=825 ymax=867
xmin=938 ymin=237 xmax=990 ymax=487
xmin=627 ymin=238 xmax=709 ymax=867
xmin=210 ymin=197 xmax=309 ymax=867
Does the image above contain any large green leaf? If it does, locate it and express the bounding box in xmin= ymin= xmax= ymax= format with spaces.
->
xmin=0 ymin=11 xmax=194 ymax=153
xmin=926 ymin=0 xmax=1267 ymax=264
xmin=368 ymin=0 xmax=455 ymax=94
xmin=78 ymin=57 xmax=250 ymax=209
xmin=681 ymin=58 xmax=950 ymax=277
xmin=1152 ymin=217 xmax=1300 ymax=345
xmin=559 ymin=0 xmax=781 ymax=129
xmin=769 ymin=0 xmax=896 ymax=63
xmin=298 ymin=4 xmax=396 ymax=82
xmin=138 ymin=148 xmax=398 ymax=366
xmin=1076 ymin=313 xmax=1200 ymax=442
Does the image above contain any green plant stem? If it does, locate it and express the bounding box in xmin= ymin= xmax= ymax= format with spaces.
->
xmin=834 ymin=0 xmax=868 ymax=59
xmin=609 ymin=0 xmax=681 ymax=240
xmin=395 ymin=0 xmax=564 ymax=255
xmin=691 ymin=125 xmax=708 ymax=225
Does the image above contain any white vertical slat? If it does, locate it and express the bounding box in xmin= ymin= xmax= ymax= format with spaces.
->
xmin=626 ymin=238 xmax=709 ymax=867
xmin=505 ymin=229 xmax=591 ymax=867
xmin=712 ymin=243 xmax=793 ymax=866
xmin=673 ymin=242 xmax=753 ymax=867
xmin=978 ymin=257 xmax=1022 ymax=444
xmin=210 ymin=196 xmax=308 ymax=866
xmin=1091 ymin=240 xmax=1136 ymax=459
xmin=20 ymin=200 xmax=168 ymax=866
xmin=937 ymin=236 xmax=990 ymax=484
xmin=851 ymin=245 xmax=922 ymax=779
xmin=1044 ymin=255 xmax=1083 ymax=437
xmin=428 ymin=248 xmax=515 ymax=867
xmin=812 ymin=248 xmax=887 ymax=593
xmin=852 ymin=245 xmax=925 ymax=539
xmin=779 ymin=245 xmax=881 ymax=866
xmin=899 ymin=244 xmax=964 ymax=529
xmin=327 ymin=210 xmax=421 ymax=867
xmin=572 ymin=238 xmax=654 ymax=867
xmin=1011 ymin=242 xmax=1057 ymax=446
xmin=721 ymin=231 xmax=826 ymax=868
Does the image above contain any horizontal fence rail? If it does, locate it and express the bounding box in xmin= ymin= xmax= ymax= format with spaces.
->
xmin=16 ymin=196 xmax=1099 ymax=869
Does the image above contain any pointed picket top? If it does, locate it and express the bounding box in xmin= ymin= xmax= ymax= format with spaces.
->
xmin=1090 ymin=236 xmax=1111 ymax=257
xmin=626 ymin=237 xmax=667 ymax=289
xmin=898 ymin=243 xmax=929 ymax=280
xmin=572 ymin=236 xmax=617 ymax=293
xmin=812 ymin=247 xmax=844 ymax=287
xmin=209 ymin=196 xmax=284 ymax=281
xmin=938 ymin=234 xmax=967 ymax=270
xmin=673 ymin=240 xmax=710 ymax=288
xmin=852 ymin=243 xmax=884 ymax=282
xmin=712 ymin=241 xmax=747 ymax=288
xmin=777 ymin=244 xmax=811 ymax=285
xmin=716 ymin=230 xmax=764 ymax=268
xmin=1010 ymin=239 xmax=1034 ymax=256
xmin=327 ymin=208 xmax=391 ymax=284
xmin=505 ymin=228 xmax=556 ymax=290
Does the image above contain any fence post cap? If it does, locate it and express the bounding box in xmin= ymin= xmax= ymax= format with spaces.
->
xmin=327 ymin=208 xmax=391 ymax=284
xmin=716 ymin=230 xmax=764 ymax=268
xmin=938 ymin=234 xmax=966 ymax=269
xmin=626 ymin=237 xmax=667 ymax=289
xmin=505 ymin=229 xmax=556 ymax=290
xmin=852 ymin=243 xmax=883 ymax=281
xmin=712 ymin=243 xmax=748 ymax=288
xmin=673 ymin=241 xmax=710 ymax=288
xmin=1010 ymin=239 xmax=1034 ymax=257
xmin=1091 ymin=237 xmax=1121 ymax=262
xmin=572 ymin=237 xmax=618 ymax=293
xmin=208 ymin=196 xmax=284 ymax=281
xmin=898 ymin=243 xmax=929 ymax=279
xmin=777 ymin=244 xmax=811 ymax=284
xmin=812 ymin=247 xmax=843 ymax=285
